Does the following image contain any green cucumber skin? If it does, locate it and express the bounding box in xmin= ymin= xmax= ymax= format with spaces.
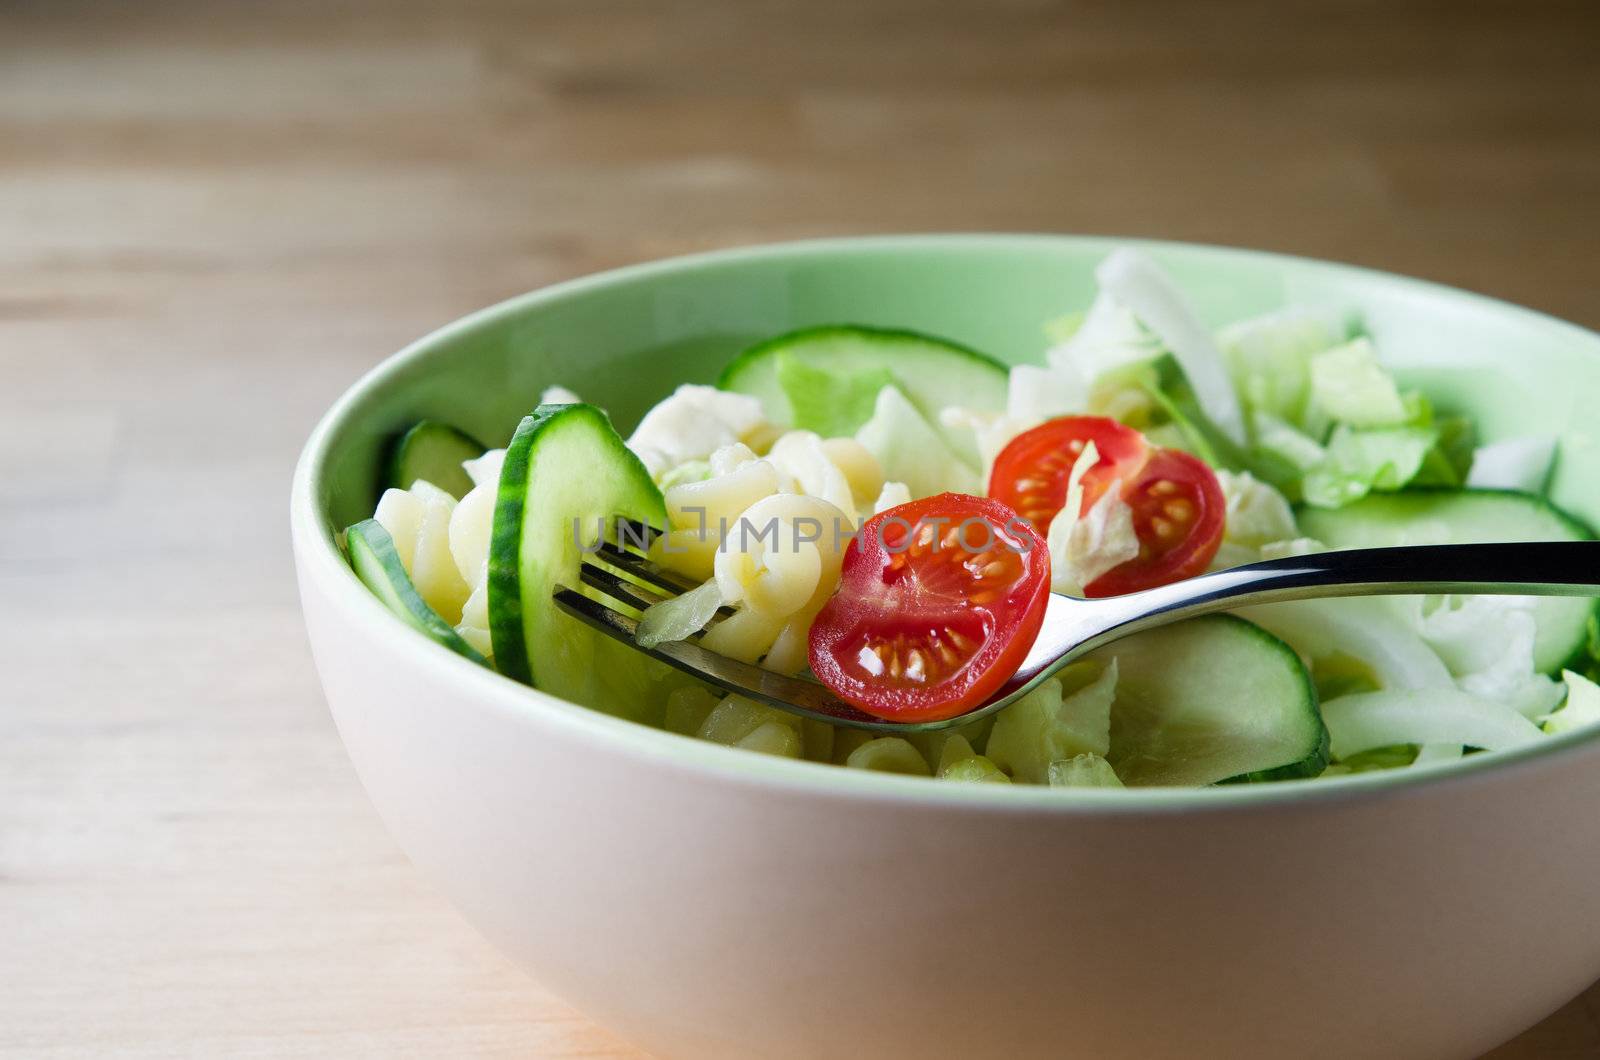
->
xmin=1297 ymin=487 xmax=1600 ymax=673
xmin=1556 ymin=609 xmax=1600 ymax=679
xmin=486 ymin=402 xmax=666 ymax=688
xmin=1102 ymin=614 xmax=1327 ymax=786
xmin=487 ymin=406 xmax=567 ymax=685
xmin=386 ymin=420 xmax=487 ymax=499
xmin=720 ymin=323 xmax=1008 ymax=386
xmin=1297 ymin=487 xmax=1598 ymax=539
xmin=346 ymin=519 xmax=489 ymax=666
xmin=717 ymin=323 xmax=1009 ymax=431
xmin=1220 ymin=717 xmax=1331 ymax=784
xmin=1204 ymin=615 xmax=1329 ymax=784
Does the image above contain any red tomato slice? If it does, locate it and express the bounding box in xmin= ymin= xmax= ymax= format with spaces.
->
xmin=1085 ymin=448 xmax=1225 ymax=597
xmin=988 ymin=416 xmax=1149 ymax=536
xmin=808 ymin=494 xmax=1051 ymax=722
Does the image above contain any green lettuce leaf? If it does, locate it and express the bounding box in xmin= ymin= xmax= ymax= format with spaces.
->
xmin=854 ymin=384 xmax=978 ymax=498
xmin=1301 ymin=424 xmax=1440 ymax=508
xmin=1217 ymin=307 xmax=1346 ymax=423
xmin=1306 ymin=338 xmax=1410 ymax=431
xmin=1412 ymin=415 xmax=1477 ymax=488
xmin=1542 ymin=671 xmax=1600 ymax=735
xmin=775 ymin=351 xmax=895 ymax=438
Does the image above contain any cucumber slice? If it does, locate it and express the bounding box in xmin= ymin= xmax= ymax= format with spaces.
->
xmin=386 ymin=420 xmax=486 ymax=499
xmin=1098 ymin=615 xmax=1327 ymax=786
xmin=487 ymin=403 xmax=670 ymax=722
xmin=1297 ymin=489 xmax=1598 ymax=673
xmin=717 ymin=325 xmax=1009 ymax=449
xmin=346 ymin=519 xmax=489 ymax=665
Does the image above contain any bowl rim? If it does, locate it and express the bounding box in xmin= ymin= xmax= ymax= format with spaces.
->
xmin=291 ymin=231 xmax=1600 ymax=815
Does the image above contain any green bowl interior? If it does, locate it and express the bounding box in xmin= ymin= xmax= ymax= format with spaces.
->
xmin=311 ymin=235 xmax=1600 ymax=543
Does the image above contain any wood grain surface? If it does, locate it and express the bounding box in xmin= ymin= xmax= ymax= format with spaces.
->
xmin=3 ymin=1 xmax=1598 ymax=1055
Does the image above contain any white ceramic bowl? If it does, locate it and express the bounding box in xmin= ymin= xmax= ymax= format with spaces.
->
xmin=293 ymin=236 xmax=1600 ymax=1059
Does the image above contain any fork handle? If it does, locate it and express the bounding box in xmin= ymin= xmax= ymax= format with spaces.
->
xmin=1035 ymin=541 xmax=1600 ymax=669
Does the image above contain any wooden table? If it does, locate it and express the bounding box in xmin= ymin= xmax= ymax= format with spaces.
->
xmin=5 ymin=1 xmax=1598 ymax=1055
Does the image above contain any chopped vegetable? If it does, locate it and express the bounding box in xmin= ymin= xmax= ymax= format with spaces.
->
xmin=1092 ymin=249 xmax=1248 ymax=447
xmin=1323 ymin=688 xmax=1544 ymax=758
xmin=1467 ymin=436 xmax=1558 ymax=493
xmin=987 ymin=661 xmax=1118 ymax=783
xmin=1301 ymin=424 xmax=1439 ymax=509
xmin=1306 ymin=338 xmax=1411 ymax=429
xmin=856 ymin=385 xmax=979 ymax=499
xmin=1541 ymin=671 xmax=1600 ymax=735
xmin=345 ymin=248 xmax=1591 ymax=787
xmin=808 ymin=495 xmax=1051 ymax=722
xmin=1217 ymin=306 xmax=1346 ymax=423
xmin=1047 ymin=754 xmax=1125 ymax=788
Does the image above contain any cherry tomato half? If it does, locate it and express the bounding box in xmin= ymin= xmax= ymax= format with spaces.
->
xmin=808 ymin=494 xmax=1051 ymax=722
xmin=988 ymin=416 xmax=1148 ymax=537
xmin=1084 ymin=448 xmax=1225 ymax=597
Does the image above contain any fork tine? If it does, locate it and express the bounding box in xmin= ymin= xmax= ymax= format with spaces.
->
xmin=577 ymin=561 xmax=671 ymax=611
xmin=551 ymin=588 xmax=885 ymax=728
xmin=611 ymin=517 xmax=664 ymax=548
xmin=594 ymin=540 xmax=706 ymax=595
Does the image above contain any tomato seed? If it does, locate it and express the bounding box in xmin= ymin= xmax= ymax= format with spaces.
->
xmin=1162 ymin=497 xmax=1194 ymax=522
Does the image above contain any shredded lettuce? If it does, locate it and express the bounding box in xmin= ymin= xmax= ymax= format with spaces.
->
xmin=1239 ymin=596 xmax=1453 ymax=691
xmin=1216 ymin=307 xmax=1346 ymax=423
xmin=1412 ymin=743 xmax=1465 ymax=765
xmin=1046 ymin=443 xmax=1140 ymax=596
xmin=1541 ymin=671 xmax=1600 ymax=735
xmin=1299 ymin=390 xmax=1472 ymax=507
xmin=1411 ymin=414 xmax=1477 ymax=489
xmin=1092 ymin=250 xmax=1248 ymax=446
xmin=1045 ymin=290 xmax=1160 ymax=382
xmin=774 ymin=351 xmax=895 ymax=439
xmin=1252 ymin=413 xmax=1326 ymax=473
xmin=856 ymin=385 xmax=978 ymax=497
xmin=1113 ymin=355 xmax=1230 ymax=467
xmin=1217 ymin=470 xmax=1298 ymax=549
xmin=1334 ymin=743 xmax=1420 ymax=772
xmin=1047 ymin=754 xmax=1124 ymax=788
xmin=1210 ymin=471 xmax=1300 ymax=570
xmin=1306 ymin=338 xmax=1410 ymax=430
xmin=1466 ymin=436 xmax=1558 ymax=493
xmin=1300 ymin=423 xmax=1439 ymax=509
xmin=636 ymin=579 xmax=724 ymax=648
xmin=1323 ymin=688 xmax=1544 ymax=758
xmin=987 ymin=661 xmax=1118 ymax=784
xmin=1397 ymin=594 xmax=1562 ymax=719
xmin=1007 ymin=362 xmax=1089 ymax=425
xmin=1043 ymin=309 xmax=1087 ymax=344
xmin=938 ymin=361 xmax=1091 ymax=478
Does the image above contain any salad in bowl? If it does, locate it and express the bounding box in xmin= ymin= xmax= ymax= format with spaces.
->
xmin=343 ymin=248 xmax=1599 ymax=789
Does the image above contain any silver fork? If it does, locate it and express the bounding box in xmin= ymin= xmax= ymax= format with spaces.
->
xmin=554 ymin=521 xmax=1600 ymax=733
